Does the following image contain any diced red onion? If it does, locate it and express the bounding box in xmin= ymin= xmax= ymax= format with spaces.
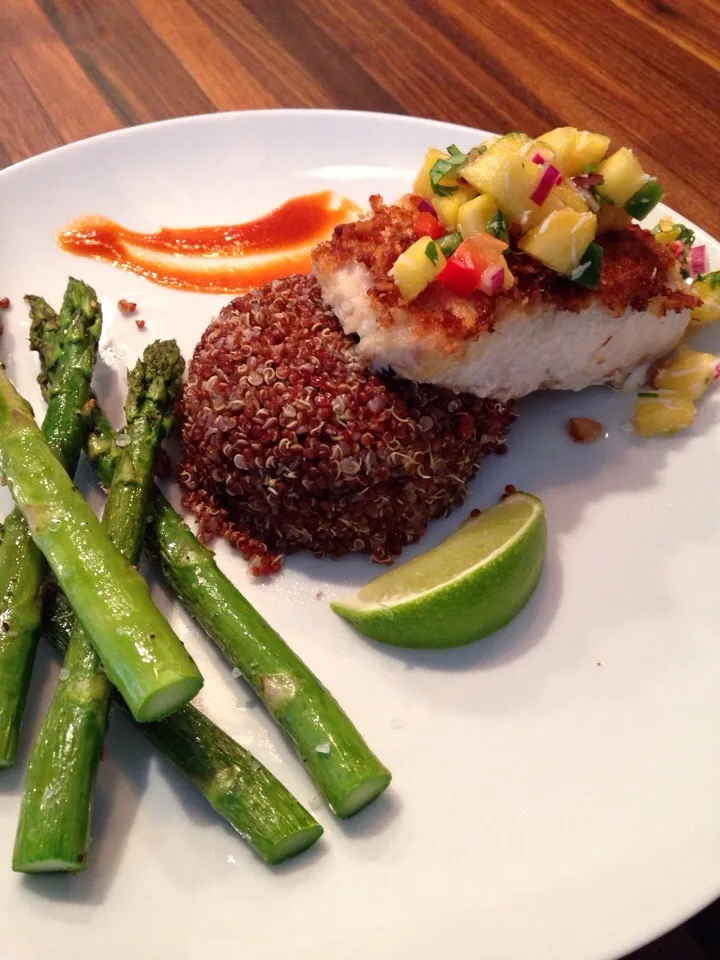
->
xmin=480 ymin=264 xmax=504 ymax=295
xmin=418 ymin=198 xmax=437 ymax=216
xmin=572 ymin=173 xmax=604 ymax=189
xmin=530 ymin=163 xmax=562 ymax=206
xmin=689 ymin=244 xmax=709 ymax=277
xmin=715 ymin=362 xmax=720 ymax=382
xmin=530 ymin=151 xmax=546 ymax=165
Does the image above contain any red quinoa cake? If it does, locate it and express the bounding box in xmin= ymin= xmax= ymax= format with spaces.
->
xmin=178 ymin=275 xmax=514 ymax=574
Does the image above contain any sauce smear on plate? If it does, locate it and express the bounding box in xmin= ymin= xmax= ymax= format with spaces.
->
xmin=58 ymin=191 xmax=358 ymax=294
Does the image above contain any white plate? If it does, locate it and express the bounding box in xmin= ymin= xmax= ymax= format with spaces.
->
xmin=1 ymin=110 xmax=719 ymax=960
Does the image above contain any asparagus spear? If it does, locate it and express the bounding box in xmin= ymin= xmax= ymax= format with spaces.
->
xmin=43 ymin=586 xmax=323 ymax=865
xmin=146 ymin=504 xmax=392 ymax=817
xmin=89 ymin=413 xmax=391 ymax=818
xmin=0 ymin=280 xmax=101 ymax=766
xmin=13 ymin=341 xmax=186 ymax=873
xmin=36 ymin=300 xmax=392 ymax=818
xmin=0 ymin=368 xmax=203 ymax=722
xmin=0 ymin=509 xmax=322 ymax=865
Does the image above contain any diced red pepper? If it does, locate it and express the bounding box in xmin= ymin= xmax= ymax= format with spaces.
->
xmin=669 ymin=240 xmax=684 ymax=260
xmin=435 ymin=250 xmax=481 ymax=295
xmin=414 ymin=211 xmax=444 ymax=240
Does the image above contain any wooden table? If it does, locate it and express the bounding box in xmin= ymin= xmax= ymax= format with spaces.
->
xmin=1 ymin=1 xmax=718 ymax=956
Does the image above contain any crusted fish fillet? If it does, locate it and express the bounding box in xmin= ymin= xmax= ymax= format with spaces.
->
xmin=312 ymin=196 xmax=698 ymax=402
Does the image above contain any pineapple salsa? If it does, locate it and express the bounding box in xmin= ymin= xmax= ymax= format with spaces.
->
xmin=389 ymin=126 xmax=720 ymax=439
xmin=635 ymin=222 xmax=720 ymax=436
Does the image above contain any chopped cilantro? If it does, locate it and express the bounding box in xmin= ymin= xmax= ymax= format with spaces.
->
xmin=652 ymin=221 xmax=695 ymax=246
xmin=677 ymin=225 xmax=695 ymax=245
xmin=425 ymin=240 xmax=439 ymax=266
xmin=485 ymin=211 xmax=509 ymax=244
xmin=472 ymin=143 xmax=488 ymax=156
xmin=429 ymin=147 xmax=468 ymax=197
xmin=698 ymin=270 xmax=720 ymax=290
xmin=591 ymin=185 xmax=609 ymax=205
xmin=637 ymin=392 xmax=659 ymax=398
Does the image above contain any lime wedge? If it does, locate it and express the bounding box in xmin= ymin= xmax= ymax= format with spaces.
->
xmin=332 ymin=492 xmax=546 ymax=648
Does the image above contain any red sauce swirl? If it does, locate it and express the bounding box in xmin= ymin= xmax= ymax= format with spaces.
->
xmin=58 ymin=191 xmax=359 ymax=294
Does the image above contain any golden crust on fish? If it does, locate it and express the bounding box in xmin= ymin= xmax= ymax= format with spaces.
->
xmin=312 ymin=195 xmax=701 ymax=400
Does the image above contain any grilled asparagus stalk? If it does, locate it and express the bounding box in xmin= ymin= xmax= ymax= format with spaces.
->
xmin=13 ymin=341 xmax=186 ymax=873
xmin=0 ymin=366 xmax=203 ymax=723
xmin=0 ymin=280 xmax=101 ymax=766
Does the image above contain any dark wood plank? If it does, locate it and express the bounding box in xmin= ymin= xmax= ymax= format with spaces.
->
xmin=0 ymin=23 xmax=61 ymax=163
xmin=240 ymin=0 xmax=406 ymax=114
xmin=294 ymin=0 xmax=543 ymax=133
xmin=133 ymin=0 xmax=278 ymax=113
xmin=0 ymin=0 xmax=120 ymax=155
xmin=38 ymin=0 xmax=218 ymax=124
xmin=188 ymin=0 xmax=336 ymax=109
xmin=2 ymin=2 xmax=720 ymax=957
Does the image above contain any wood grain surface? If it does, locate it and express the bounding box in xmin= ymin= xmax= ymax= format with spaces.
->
xmin=1 ymin=1 xmax=719 ymax=957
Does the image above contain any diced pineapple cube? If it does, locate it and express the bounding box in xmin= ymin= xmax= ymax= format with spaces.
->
xmin=520 ymin=139 xmax=556 ymax=165
xmin=538 ymin=127 xmax=610 ymax=176
xmin=596 ymin=203 xmax=633 ymax=234
xmin=518 ymin=209 xmax=597 ymax=274
xmin=389 ymin=236 xmax=446 ymax=302
xmin=633 ymin=389 xmax=696 ymax=437
xmin=461 ymin=134 xmax=530 ymax=197
xmin=537 ymin=127 xmax=577 ymax=173
xmin=572 ymin=130 xmax=611 ymax=173
xmin=597 ymin=148 xmax=647 ymax=206
xmin=653 ymin=345 xmax=718 ymax=399
xmin=554 ymin=181 xmax=590 ymax=214
xmin=457 ymin=194 xmax=499 ymax=239
xmin=489 ymin=131 xmax=531 ymax=159
xmin=433 ymin=183 xmax=477 ymax=231
xmin=471 ymin=153 xmax=543 ymax=227
xmin=652 ymin=217 xmax=682 ymax=244
xmin=690 ymin=276 xmax=720 ymax=327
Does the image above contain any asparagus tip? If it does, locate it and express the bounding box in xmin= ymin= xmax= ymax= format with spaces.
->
xmin=125 ymin=340 xmax=185 ymax=431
